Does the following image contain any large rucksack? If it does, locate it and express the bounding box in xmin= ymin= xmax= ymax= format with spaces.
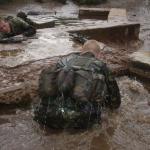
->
xmin=35 ymin=52 xmax=121 ymax=128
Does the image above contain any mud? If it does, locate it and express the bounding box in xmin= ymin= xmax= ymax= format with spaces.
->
xmin=0 ymin=77 xmax=150 ymax=150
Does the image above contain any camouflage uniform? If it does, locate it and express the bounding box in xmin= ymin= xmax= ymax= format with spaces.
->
xmin=34 ymin=52 xmax=121 ymax=129
xmin=0 ymin=16 xmax=36 ymax=39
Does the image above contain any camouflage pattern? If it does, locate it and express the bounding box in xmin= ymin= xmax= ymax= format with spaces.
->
xmin=17 ymin=12 xmax=37 ymax=27
xmin=34 ymin=52 xmax=121 ymax=129
xmin=0 ymin=16 xmax=36 ymax=39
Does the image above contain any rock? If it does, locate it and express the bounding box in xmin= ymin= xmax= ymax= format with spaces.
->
xmin=129 ymin=51 xmax=150 ymax=79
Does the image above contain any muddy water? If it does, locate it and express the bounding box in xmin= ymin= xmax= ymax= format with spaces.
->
xmin=0 ymin=0 xmax=150 ymax=150
xmin=0 ymin=77 xmax=150 ymax=150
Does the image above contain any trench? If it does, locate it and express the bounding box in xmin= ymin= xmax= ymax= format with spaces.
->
xmin=0 ymin=0 xmax=150 ymax=150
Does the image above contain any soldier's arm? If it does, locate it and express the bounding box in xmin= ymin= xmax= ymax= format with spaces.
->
xmin=17 ymin=18 xmax=36 ymax=37
xmin=102 ymin=64 xmax=121 ymax=109
xmin=22 ymin=22 xmax=36 ymax=37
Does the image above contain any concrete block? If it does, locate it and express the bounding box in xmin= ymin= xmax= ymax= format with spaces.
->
xmin=79 ymin=7 xmax=110 ymax=20
xmin=68 ymin=22 xmax=140 ymax=43
xmin=129 ymin=51 xmax=150 ymax=79
xmin=108 ymin=8 xmax=127 ymax=22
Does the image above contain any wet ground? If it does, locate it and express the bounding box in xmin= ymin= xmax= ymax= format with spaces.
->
xmin=0 ymin=0 xmax=150 ymax=150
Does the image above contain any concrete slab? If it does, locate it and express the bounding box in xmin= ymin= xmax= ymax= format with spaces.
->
xmin=71 ymin=7 xmax=140 ymax=43
xmin=79 ymin=7 xmax=110 ymax=20
xmin=108 ymin=8 xmax=127 ymax=22
xmin=68 ymin=22 xmax=140 ymax=43
xmin=129 ymin=51 xmax=150 ymax=78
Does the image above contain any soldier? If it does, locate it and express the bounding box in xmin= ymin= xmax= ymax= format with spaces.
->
xmin=17 ymin=12 xmax=55 ymax=29
xmin=34 ymin=40 xmax=121 ymax=129
xmin=0 ymin=15 xmax=36 ymax=40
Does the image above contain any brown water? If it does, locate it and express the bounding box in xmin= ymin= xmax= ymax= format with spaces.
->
xmin=0 ymin=0 xmax=150 ymax=150
xmin=0 ymin=77 xmax=150 ymax=150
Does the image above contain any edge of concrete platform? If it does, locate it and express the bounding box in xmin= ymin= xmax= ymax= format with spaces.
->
xmin=129 ymin=51 xmax=150 ymax=79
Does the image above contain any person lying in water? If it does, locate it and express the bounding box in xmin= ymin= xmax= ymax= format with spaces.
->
xmin=34 ymin=40 xmax=121 ymax=129
xmin=0 ymin=15 xmax=36 ymax=40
